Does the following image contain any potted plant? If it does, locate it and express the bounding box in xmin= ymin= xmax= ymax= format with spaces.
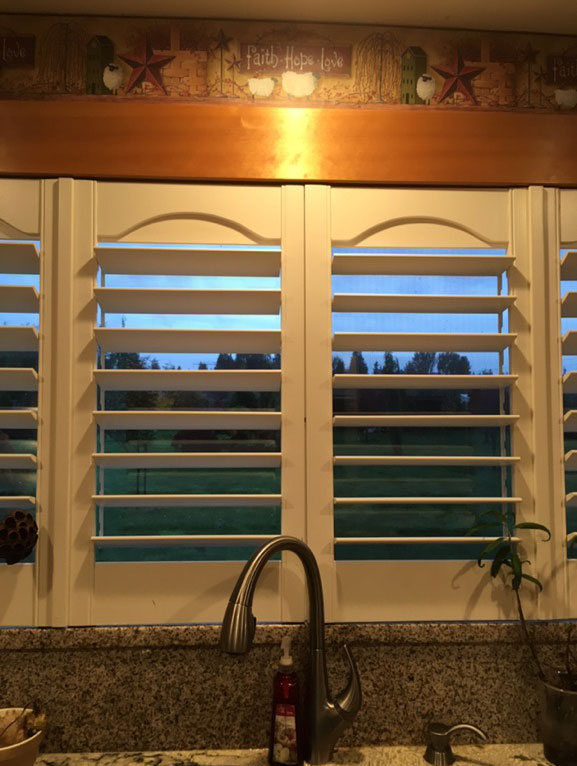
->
xmin=468 ymin=509 xmax=577 ymax=766
xmin=0 ymin=708 xmax=46 ymax=766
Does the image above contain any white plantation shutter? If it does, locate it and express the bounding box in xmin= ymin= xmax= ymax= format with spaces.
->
xmin=2 ymin=179 xmax=571 ymax=626
xmin=55 ymin=182 xmax=307 ymax=626
xmin=0 ymin=180 xmax=42 ymax=626
xmin=304 ymin=186 xmax=555 ymax=621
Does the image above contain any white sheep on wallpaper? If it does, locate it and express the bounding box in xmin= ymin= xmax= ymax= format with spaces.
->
xmin=103 ymin=64 xmax=123 ymax=94
xmin=416 ymin=74 xmax=436 ymax=104
xmin=555 ymin=89 xmax=577 ymax=109
xmin=281 ymin=71 xmax=318 ymax=98
xmin=248 ymin=77 xmax=276 ymax=98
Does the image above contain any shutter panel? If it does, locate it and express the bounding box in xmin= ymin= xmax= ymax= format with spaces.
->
xmin=305 ymin=186 xmax=535 ymax=621
xmin=0 ymin=181 xmax=42 ymax=626
xmin=77 ymin=183 xmax=306 ymax=625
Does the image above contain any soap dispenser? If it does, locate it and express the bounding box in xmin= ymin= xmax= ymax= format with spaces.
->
xmin=269 ymin=636 xmax=303 ymax=766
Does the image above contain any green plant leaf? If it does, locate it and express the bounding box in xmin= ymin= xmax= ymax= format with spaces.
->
xmin=510 ymin=550 xmax=523 ymax=590
xmin=476 ymin=537 xmax=506 ymax=566
xmin=514 ymin=522 xmax=552 ymax=541
xmin=490 ymin=544 xmax=511 ymax=577
xmin=521 ymin=573 xmax=544 ymax=592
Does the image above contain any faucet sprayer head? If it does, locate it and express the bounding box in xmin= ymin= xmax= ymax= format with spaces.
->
xmin=219 ymin=600 xmax=256 ymax=654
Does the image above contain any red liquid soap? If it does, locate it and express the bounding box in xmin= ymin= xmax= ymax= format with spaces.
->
xmin=269 ymin=636 xmax=303 ymax=766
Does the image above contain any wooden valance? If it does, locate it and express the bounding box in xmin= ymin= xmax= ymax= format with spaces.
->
xmin=0 ymin=100 xmax=576 ymax=187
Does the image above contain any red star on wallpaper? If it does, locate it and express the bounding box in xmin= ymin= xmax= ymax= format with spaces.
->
xmin=431 ymin=50 xmax=485 ymax=105
xmin=118 ymin=39 xmax=175 ymax=95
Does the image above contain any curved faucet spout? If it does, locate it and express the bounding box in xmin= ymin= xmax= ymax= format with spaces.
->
xmin=219 ymin=535 xmax=362 ymax=765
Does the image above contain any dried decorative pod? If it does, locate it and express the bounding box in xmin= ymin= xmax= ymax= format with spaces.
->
xmin=0 ymin=511 xmax=38 ymax=565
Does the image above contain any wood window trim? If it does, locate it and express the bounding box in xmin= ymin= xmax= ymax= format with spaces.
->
xmin=1 ymin=100 xmax=576 ymax=187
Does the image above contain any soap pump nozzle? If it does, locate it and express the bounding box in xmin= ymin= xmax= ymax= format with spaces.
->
xmin=280 ymin=635 xmax=293 ymax=669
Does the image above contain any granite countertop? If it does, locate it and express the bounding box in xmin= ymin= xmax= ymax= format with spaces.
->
xmin=35 ymin=744 xmax=551 ymax=766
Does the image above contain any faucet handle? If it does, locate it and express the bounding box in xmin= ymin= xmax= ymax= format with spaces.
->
xmin=334 ymin=644 xmax=362 ymax=722
xmin=424 ymin=721 xmax=487 ymax=765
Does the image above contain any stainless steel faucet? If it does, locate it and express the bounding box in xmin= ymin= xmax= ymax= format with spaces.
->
xmin=424 ymin=722 xmax=488 ymax=765
xmin=220 ymin=535 xmax=362 ymax=765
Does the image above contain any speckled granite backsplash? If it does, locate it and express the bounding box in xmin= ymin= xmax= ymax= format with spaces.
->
xmin=0 ymin=622 xmax=573 ymax=753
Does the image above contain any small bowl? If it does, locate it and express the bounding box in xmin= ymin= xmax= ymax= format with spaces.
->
xmin=0 ymin=709 xmax=44 ymax=766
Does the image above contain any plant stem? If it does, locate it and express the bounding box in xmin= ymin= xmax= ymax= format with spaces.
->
xmin=514 ymin=588 xmax=547 ymax=683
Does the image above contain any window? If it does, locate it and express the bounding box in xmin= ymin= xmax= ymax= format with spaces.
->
xmin=0 ymin=181 xmax=572 ymax=625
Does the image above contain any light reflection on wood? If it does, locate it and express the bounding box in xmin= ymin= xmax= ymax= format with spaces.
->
xmin=0 ymin=100 xmax=576 ymax=186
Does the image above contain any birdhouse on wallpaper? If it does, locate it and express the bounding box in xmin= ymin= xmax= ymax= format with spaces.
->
xmin=87 ymin=35 xmax=115 ymax=94
xmin=401 ymin=46 xmax=427 ymax=104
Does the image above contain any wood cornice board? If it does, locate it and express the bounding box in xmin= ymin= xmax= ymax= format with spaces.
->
xmin=0 ymin=100 xmax=576 ymax=187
